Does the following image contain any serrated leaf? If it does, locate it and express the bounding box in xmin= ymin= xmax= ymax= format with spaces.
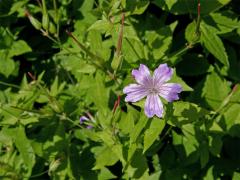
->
xmin=143 ymin=118 xmax=165 ymax=153
xmin=200 ymin=22 xmax=229 ymax=66
xmin=9 ymin=40 xmax=32 ymax=57
xmin=98 ymin=130 xmax=125 ymax=164
xmin=124 ymin=0 xmax=150 ymax=15
xmin=202 ymin=71 xmax=231 ymax=110
xmin=154 ymin=0 xmax=231 ymax=15
xmin=93 ymin=146 xmax=119 ymax=170
xmin=6 ymin=126 xmax=35 ymax=176
xmin=87 ymin=19 xmax=112 ymax=32
xmin=204 ymin=11 xmax=240 ymax=34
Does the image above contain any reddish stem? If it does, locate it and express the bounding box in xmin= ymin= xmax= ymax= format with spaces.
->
xmin=113 ymin=95 xmax=121 ymax=113
xmin=198 ymin=0 xmax=201 ymax=17
xmin=232 ymin=84 xmax=238 ymax=93
xmin=27 ymin=72 xmax=36 ymax=80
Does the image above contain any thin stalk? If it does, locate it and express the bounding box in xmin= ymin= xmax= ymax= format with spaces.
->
xmin=29 ymin=170 xmax=48 ymax=178
xmin=53 ymin=0 xmax=60 ymax=37
xmin=195 ymin=0 xmax=201 ymax=37
xmin=27 ymin=72 xmax=62 ymax=113
xmin=57 ymin=114 xmax=83 ymax=128
xmin=66 ymin=30 xmax=119 ymax=82
xmin=0 ymin=81 xmax=21 ymax=89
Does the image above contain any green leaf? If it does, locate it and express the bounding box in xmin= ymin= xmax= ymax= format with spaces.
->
xmin=220 ymin=44 xmax=240 ymax=81
xmin=89 ymin=71 xmax=109 ymax=110
xmin=8 ymin=40 xmax=32 ymax=57
xmin=0 ymin=28 xmax=12 ymax=49
xmin=0 ymin=51 xmax=15 ymax=77
xmin=118 ymin=105 xmax=137 ymax=134
xmin=200 ymin=22 xmax=229 ymax=66
xmin=130 ymin=114 xmax=148 ymax=144
xmin=204 ymin=166 xmax=214 ymax=180
xmin=185 ymin=21 xmax=200 ymax=43
xmin=6 ymin=126 xmax=36 ymax=176
xmin=204 ymin=11 xmax=240 ymax=34
xmin=87 ymin=19 xmax=112 ymax=33
xmin=145 ymin=21 xmax=178 ymax=60
xmin=167 ymin=101 xmax=208 ymax=127
xmin=92 ymin=146 xmax=119 ymax=170
xmin=124 ymin=0 xmax=150 ymax=15
xmin=8 ymin=0 xmax=28 ymax=16
xmin=143 ymin=118 xmax=165 ymax=153
xmin=209 ymin=135 xmax=223 ymax=156
xmin=233 ymin=172 xmax=240 ymax=180
xmin=223 ymin=104 xmax=240 ymax=132
xmin=98 ymin=167 xmax=117 ymax=180
xmin=98 ymin=130 xmax=125 ymax=164
xmin=125 ymin=149 xmax=149 ymax=179
xmin=200 ymin=142 xmax=209 ymax=168
xmin=202 ymin=71 xmax=231 ymax=110
xmin=154 ymin=0 xmax=231 ymax=15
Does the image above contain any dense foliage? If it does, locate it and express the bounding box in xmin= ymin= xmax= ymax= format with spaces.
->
xmin=0 ymin=0 xmax=240 ymax=179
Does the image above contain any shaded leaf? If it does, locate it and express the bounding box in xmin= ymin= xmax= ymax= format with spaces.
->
xmin=200 ymin=22 xmax=229 ymax=66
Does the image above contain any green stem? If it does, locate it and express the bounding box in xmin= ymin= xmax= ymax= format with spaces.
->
xmin=29 ymin=170 xmax=48 ymax=178
xmin=53 ymin=0 xmax=60 ymax=37
xmin=57 ymin=114 xmax=83 ymax=128
xmin=0 ymin=81 xmax=20 ymax=89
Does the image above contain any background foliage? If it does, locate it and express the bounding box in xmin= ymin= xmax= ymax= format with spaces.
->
xmin=0 ymin=0 xmax=240 ymax=179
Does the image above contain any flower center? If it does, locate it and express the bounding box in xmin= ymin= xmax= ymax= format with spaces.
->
xmin=148 ymin=87 xmax=159 ymax=94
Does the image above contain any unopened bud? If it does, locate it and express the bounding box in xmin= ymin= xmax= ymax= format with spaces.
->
xmin=49 ymin=22 xmax=56 ymax=34
xmin=25 ymin=10 xmax=42 ymax=30
xmin=42 ymin=14 xmax=49 ymax=30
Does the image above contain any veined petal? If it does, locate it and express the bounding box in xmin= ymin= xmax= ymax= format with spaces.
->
xmin=159 ymin=83 xmax=182 ymax=102
xmin=153 ymin=63 xmax=173 ymax=86
xmin=132 ymin=64 xmax=151 ymax=86
xmin=123 ymin=84 xmax=148 ymax=102
xmin=144 ymin=94 xmax=163 ymax=118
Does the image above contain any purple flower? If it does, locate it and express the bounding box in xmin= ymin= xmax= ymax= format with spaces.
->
xmin=80 ymin=116 xmax=89 ymax=124
xmin=80 ymin=115 xmax=93 ymax=129
xmin=123 ymin=64 xmax=182 ymax=118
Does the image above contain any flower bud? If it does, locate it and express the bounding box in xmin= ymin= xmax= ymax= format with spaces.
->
xmin=42 ymin=13 xmax=49 ymax=30
xmin=49 ymin=22 xmax=57 ymax=34
xmin=25 ymin=11 xmax=42 ymax=30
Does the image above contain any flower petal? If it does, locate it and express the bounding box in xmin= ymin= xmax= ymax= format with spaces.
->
xmin=153 ymin=63 xmax=173 ymax=86
xmin=80 ymin=116 xmax=89 ymax=124
xmin=123 ymin=84 xmax=148 ymax=102
xmin=159 ymin=83 xmax=182 ymax=102
xmin=144 ymin=94 xmax=163 ymax=118
xmin=132 ymin=64 xmax=151 ymax=85
xmin=86 ymin=125 xmax=93 ymax=129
